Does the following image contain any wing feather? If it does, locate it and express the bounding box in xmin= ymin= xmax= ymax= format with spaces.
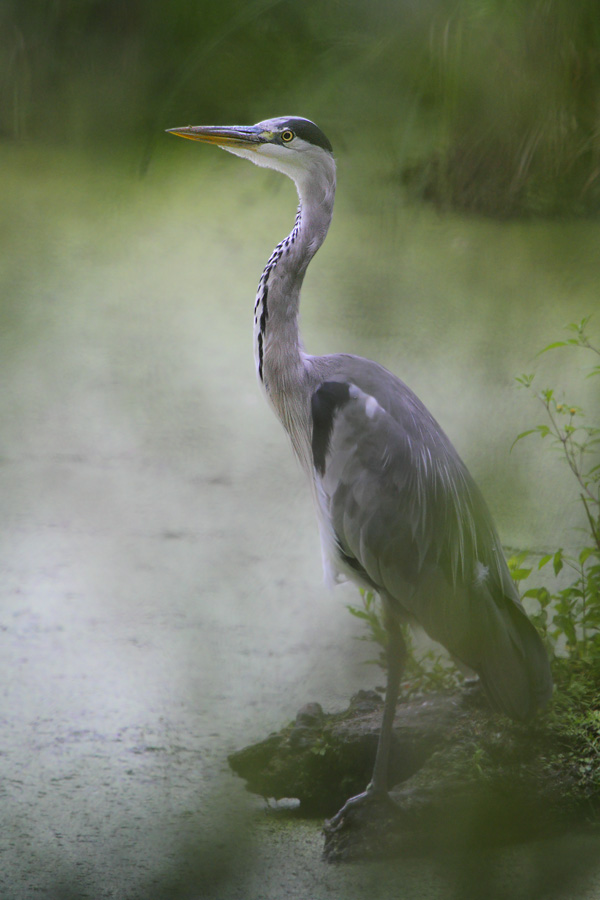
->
xmin=310 ymin=373 xmax=552 ymax=720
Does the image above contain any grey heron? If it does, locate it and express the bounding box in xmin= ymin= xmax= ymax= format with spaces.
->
xmin=166 ymin=117 xmax=552 ymax=819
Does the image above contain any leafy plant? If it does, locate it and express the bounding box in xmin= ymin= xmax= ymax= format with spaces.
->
xmin=512 ymin=317 xmax=600 ymax=677
xmin=347 ymin=589 xmax=388 ymax=672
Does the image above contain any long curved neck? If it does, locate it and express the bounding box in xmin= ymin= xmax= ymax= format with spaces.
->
xmin=253 ymin=157 xmax=336 ymax=423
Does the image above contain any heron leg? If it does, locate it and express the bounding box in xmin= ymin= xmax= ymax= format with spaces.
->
xmin=325 ymin=609 xmax=407 ymax=832
xmin=369 ymin=611 xmax=406 ymax=794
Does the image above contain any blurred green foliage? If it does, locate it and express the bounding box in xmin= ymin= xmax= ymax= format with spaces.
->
xmin=402 ymin=0 xmax=600 ymax=215
xmin=2 ymin=0 xmax=599 ymax=214
xmin=511 ymin=319 xmax=600 ymax=697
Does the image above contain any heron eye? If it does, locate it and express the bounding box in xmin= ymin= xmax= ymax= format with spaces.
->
xmin=281 ymin=130 xmax=294 ymax=143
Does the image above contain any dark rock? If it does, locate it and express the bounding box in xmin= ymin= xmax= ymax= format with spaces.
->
xmin=229 ymin=687 xmax=481 ymax=816
xmin=294 ymin=702 xmax=325 ymax=727
xmin=228 ymin=684 xmax=600 ymax=861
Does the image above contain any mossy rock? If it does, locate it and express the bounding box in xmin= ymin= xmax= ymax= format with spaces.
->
xmin=229 ymin=684 xmax=600 ymax=861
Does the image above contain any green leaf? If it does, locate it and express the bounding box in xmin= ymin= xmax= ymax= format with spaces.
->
xmin=523 ymin=586 xmax=552 ymax=607
xmin=508 ymin=552 xmax=529 ymax=571
xmin=567 ymin=317 xmax=591 ymax=335
xmin=538 ymin=554 xmax=553 ymax=569
xmin=508 ymin=552 xmax=533 ymax=583
xmin=579 ymin=547 xmax=594 ymax=566
xmin=510 ymin=430 xmax=538 ymax=451
xmin=346 ymin=606 xmax=370 ymax=621
xmin=508 ymin=551 xmax=530 ymax=566
xmin=537 ymin=341 xmax=567 ymax=356
xmin=537 ymin=587 xmax=551 ymax=607
xmin=553 ymin=550 xmax=564 ymax=575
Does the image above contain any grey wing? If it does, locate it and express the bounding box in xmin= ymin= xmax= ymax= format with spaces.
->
xmin=310 ymin=378 xmax=552 ymax=720
xmin=311 ymin=378 xmax=503 ymax=610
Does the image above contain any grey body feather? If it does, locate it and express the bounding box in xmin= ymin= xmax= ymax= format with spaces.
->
xmin=302 ymin=354 xmax=552 ymax=721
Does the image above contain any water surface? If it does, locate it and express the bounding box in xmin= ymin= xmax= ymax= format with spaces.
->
xmin=1 ymin=142 xmax=599 ymax=897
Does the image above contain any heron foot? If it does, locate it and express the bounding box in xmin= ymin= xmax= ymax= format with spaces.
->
xmin=326 ymin=786 xmax=398 ymax=828
xmin=323 ymin=788 xmax=404 ymax=861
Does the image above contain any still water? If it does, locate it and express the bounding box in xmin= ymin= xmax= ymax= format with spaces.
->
xmin=1 ymin=142 xmax=599 ymax=898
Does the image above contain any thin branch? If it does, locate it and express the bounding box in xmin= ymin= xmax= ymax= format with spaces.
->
xmin=581 ymin=494 xmax=600 ymax=552
xmin=543 ymin=399 xmax=597 ymax=505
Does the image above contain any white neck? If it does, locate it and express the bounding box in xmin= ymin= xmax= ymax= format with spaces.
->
xmin=253 ymin=153 xmax=336 ymax=425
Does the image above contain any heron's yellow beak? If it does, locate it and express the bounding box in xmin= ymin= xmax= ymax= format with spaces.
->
xmin=165 ymin=125 xmax=264 ymax=149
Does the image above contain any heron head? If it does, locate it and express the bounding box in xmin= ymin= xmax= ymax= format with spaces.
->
xmin=166 ymin=116 xmax=334 ymax=188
